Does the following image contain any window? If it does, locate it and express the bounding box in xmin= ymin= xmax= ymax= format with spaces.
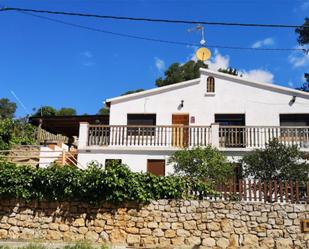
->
xmin=280 ymin=114 xmax=309 ymax=126
xmin=147 ymin=159 xmax=165 ymax=176
xmin=127 ymin=114 xmax=156 ymax=136
xmin=215 ymin=114 xmax=246 ymax=148
xmin=280 ymin=114 xmax=309 ymax=138
xmin=105 ymin=159 xmax=122 ymax=168
xmin=207 ymin=76 xmax=215 ymax=93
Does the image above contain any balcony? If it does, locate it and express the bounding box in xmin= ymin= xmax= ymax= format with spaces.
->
xmin=87 ymin=125 xmax=211 ymax=148
xmin=80 ymin=124 xmax=309 ymax=150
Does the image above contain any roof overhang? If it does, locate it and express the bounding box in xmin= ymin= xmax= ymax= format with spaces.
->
xmin=29 ymin=115 xmax=109 ymax=137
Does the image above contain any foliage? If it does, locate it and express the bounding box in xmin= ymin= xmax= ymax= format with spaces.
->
xmin=33 ymin=106 xmax=57 ymax=117
xmin=0 ymin=98 xmax=17 ymax=119
xmin=97 ymin=107 xmax=110 ymax=115
xmin=33 ymin=106 xmax=78 ymax=116
xmin=169 ymin=146 xmax=233 ymax=184
xmin=295 ymin=18 xmax=308 ymax=92
xmin=155 ymin=60 xmax=208 ymax=87
xmin=121 ymin=88 xmax=145 ymax=96
xmin=57 ymin=107 xmax=77 ymax=116
xmin=0 ymin=243 xmax=109 ymax=249
xmin=0 ymin=162 xmax=214 ymax=203
xmin=296 ymin=73 xmax=309 ymax=92
xmin=295 ymin=17 xmax=309 ymax=46
xmin=0 ymin=118 xmax=37 ymax=150
xmin=242 ymin=139 xmax=309 ymax=181
xmin=218 ymin=67 xmax=238 ymax=76
xmin=64 ymin=242 xmax=109 ymax=249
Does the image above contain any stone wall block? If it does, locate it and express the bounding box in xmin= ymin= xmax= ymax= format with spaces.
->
xmin=0 ymin=200 xmax=307 ymax=248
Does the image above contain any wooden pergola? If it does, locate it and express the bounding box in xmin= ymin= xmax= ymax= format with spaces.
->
xmin=29 ymin=115 xmax=109 ymax=138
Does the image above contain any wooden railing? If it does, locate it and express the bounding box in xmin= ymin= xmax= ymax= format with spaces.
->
xmin=88 ymin=125 xmax=212 ymax=147
xmin=205 ymin=179 xmax=309 ymax=204
xmin=37 ymin=127 xmax=69 ymax=144
xmin=219 ymin=126 xmax=309 ymax=148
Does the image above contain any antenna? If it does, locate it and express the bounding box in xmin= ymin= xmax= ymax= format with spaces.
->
xmin=188 ymin=24 xmax=206 ymax=46
xmin=188 ymin=24 xmax=212 ymax=61
xmin=10 ymin=90 xmax=29 ymax=115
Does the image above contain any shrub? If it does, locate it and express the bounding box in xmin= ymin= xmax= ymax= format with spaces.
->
xmin=0 ymin=118 xmax=37 ymax=150
xmin=242 ymin=138 xmax=309 ymax=181
xmin=169 ymin=146 xmax=234 ymax=183
xmin=0 ymin=162 xmax=214 ymax=203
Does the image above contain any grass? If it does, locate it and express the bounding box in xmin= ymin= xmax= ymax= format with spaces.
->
xmin=0 ymin=243 xmax=109 ymax=249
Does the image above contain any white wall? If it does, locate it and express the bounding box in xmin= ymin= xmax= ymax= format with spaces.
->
xmin=39 ymin=143 xmax=69 ymax=168
xmin=77 ymin=149 xmax=174 ymax=174
xmin=78 ymin=70 xmax=309 ymax=171
xmin=109 ymin=71 xmax=309 ymax=127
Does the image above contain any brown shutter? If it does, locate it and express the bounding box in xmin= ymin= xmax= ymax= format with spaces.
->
xmin=147 ymin=159 xmax=165 ymax=176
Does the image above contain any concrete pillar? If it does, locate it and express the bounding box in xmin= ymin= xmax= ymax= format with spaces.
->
xmin=78 ymin=122 xmax=89 ymax=148
xmin=211 ymin=123 xmax=220 ymax=148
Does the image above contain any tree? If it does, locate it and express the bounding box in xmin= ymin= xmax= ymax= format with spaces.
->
xmin=296 ymin=73 xmax=309 ymax=92
xmin=57 ymin=107 xmax=77 ymax=116
xmin=169 ymin=146 xmax=233 ymax=184
xmin=155 ymin=60 xmax=208 ymax=87
xmin=0 ymin=98 xmax=17 ymax=119
xmin=97 ymin=107 xmax=109 ymax=115
xmin=0 ymin=118 xmax=37 ymax=150
xmin=295 ymin=18 xmax=309 ymax=46
xmin=121 ymin=89 xmax=144 ymax=96
xmin=242 ymin=139 xmax=309 ymax=181
xmin=33 ymin=106 xmax=57 ymax=117
xmin=295 ymin=18 xmax=309 ymax=92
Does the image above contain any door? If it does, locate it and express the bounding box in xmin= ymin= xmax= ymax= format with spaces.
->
xmin=147 ymin=159 xmax=165 ymax=176
xmin=172 ymin=114 xmax=189 ymax=147
xmin=215 ymin=114 xmax=246 ymax=147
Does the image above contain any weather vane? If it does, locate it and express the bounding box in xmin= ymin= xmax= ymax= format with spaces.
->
xmin=188 ymin=24 xmax=212 ymax=61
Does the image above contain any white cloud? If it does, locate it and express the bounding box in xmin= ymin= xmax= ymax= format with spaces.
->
xmin=240 ymin=69 xmax=274 ymax=84
xmin=293 ymin=1 xmax=309 ymax=12
xmin=186 ymin=47 xmax=275 ymax=84
xmin=288 ymin=81 xmax=294 ymax=87
xmin=252 ymin=38 xmax=275 ymax=48
xmin=81 ymin=51 xmax=93 ymax=58
xmin=289 ymin=47 xmax=309 ymax=68
xmin=154 ymin=57 xmax=165 ymax=72
xmin=208 ymin=49 xmax=230 ymax=71
xmin=80 ymin=50 xmax=95 ymax=67
xmin=301 ymin=1 xmax=309 ymax=10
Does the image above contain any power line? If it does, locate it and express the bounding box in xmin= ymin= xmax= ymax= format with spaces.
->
xmin=0 ymin=7 xmax=307 ymax=29
xmin=16 ymin=11 xmax=308 ymax=54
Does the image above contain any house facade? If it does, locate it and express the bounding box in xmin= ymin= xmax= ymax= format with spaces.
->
xmin=77 ymin=68 xmax=309 ymax=175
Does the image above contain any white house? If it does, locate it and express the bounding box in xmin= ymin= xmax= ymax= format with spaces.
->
xmin=77 ymin=68 xmax=309 ymax=175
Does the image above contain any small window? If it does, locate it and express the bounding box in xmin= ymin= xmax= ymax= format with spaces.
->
xmin=207 ymin=76 xmax=215 ymax=93
xmin=147 ymin=159 xmax=165 ymax=176
xmin=127 ymin=114 xmax=156 ymax=136
xmin=105 ymin=159 xmax=122 ymax=168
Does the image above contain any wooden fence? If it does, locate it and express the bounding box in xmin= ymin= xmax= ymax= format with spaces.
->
xmin=192 ymin=179 xmax=309 ymax=204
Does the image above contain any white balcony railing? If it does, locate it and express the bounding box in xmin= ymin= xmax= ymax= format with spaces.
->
xmin=87 ymin=125 xmax=211 ymax=148
xmin=219 ymin=126 xmax=309 ymax=149
xmin=82 ymin=124 xmax=309 ymax=150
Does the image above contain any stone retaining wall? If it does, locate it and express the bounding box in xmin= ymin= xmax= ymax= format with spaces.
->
xmin=0 ymin=199 xmax=308 ymax=248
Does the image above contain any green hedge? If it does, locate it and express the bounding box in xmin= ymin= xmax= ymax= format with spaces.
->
xmin=0 ymin=162 xmax=214 ymax=203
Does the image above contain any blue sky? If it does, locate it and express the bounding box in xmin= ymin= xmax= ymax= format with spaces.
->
xmin=0 ymin=0 xmax=308 ymax=117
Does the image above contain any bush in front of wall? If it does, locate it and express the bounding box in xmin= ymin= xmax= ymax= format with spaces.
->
xmin=242 ymin=138 xmax=309 ymax=181
xmin=169 ymin=146 xmax=234 ymax=184
xmin=0 ymin=161 xmax=214 ymax=203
